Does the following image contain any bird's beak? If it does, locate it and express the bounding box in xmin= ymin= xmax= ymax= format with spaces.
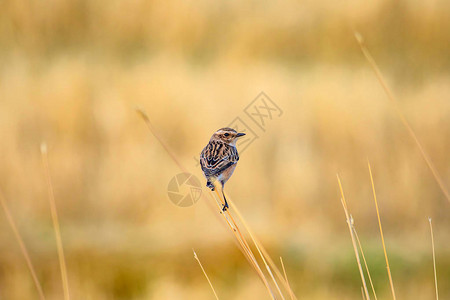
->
xmin=236 ymin=132 xmax=246 ymax=137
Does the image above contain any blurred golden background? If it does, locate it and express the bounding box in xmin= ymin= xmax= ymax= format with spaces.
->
xmin=0 ymin=0 xmax=449 ymax=299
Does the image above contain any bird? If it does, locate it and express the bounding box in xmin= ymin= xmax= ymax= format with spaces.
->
xmin=200 ymin=127 xmax=246 ymax=211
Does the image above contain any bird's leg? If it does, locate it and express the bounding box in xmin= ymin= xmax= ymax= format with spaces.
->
xmin=221 ymin=181 xmax=229 ymax=212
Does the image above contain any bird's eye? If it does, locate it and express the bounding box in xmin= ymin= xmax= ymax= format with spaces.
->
xmin=224 ymin=133 xmax=230 ymax=137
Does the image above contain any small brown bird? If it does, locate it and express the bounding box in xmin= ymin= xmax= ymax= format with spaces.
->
xmin=200 ymin=128 xmax=246 ymax=211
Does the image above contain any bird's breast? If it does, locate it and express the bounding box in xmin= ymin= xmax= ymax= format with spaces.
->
xmin=217 ymin=163 xmax=237 ymax=184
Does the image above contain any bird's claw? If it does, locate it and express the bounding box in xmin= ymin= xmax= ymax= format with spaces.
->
xmin=222 ymin=202 xmax=229 ymax=212
xmin=206 ymin=182 xmax=215 ymax=191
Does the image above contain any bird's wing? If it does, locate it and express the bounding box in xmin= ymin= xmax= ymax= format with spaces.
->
xmin=200 ymin=142 xmax=239 ymax=178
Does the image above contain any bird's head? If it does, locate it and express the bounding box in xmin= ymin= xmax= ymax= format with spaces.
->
xmin=210 ymin=127 xmax=246 ymax=145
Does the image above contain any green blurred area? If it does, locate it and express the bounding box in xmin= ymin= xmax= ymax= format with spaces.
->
xmin=0 ymin=0 xmax=449 ymax=299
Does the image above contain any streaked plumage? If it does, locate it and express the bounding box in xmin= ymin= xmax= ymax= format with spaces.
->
xmin=200 ymin=128 xmax=245 ymax=211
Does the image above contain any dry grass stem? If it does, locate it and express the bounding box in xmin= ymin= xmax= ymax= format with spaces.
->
xmin=211 ymin=190 xmax=276 ymax=299
xmin=280 ymin=257 xmax=295 ymax=300
xmin=193 ymin=249 xmax=220 ymax=300
xmin=355 ymin=32 xmax=450 ymax=204
xmin=226 ymin=195 xmax=297 ymax=300
xmin=337 ymin=175 xmax=370 ymax=300
xmin=136 ymin=108 xmax=188 ymax=173
xmin=352 ymin=218 xmax=378 ymax=300
xmin=249 ymin=230 xmax=285 ymax=300
xmin=367 ymin=162 xmax=396 ymax=300
xmin=207 ymin=191 xmax=265 ymax=283
xmin=0 ymin=191 xmax=46 ymax=300
xmin=41 ymin=143 xmax=71 ymax=300
xmin=224 ymin=194 xmax=285 ymax=300
xmin=428 ymin=218 xmax=439 ymax=300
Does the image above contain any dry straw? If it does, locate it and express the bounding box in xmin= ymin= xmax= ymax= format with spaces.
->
xmin=210 ymin=189 xmax=276 ymax=299
xmin=0 ymin=190 xmax=46 ymax=300
xmin=355 ymin=32 xmax=450 ymax=204
xmin=337 ymin=175 xmax=370 ymax=300
xmin=428 ymin=218 xmax=439 ymax=300
xmin=193 ymin=249 xmax=219 ymax=300
xmin=41 ymin=143 xmax=71 ymax=300
xmin=224 ymin=194 xmax=297 ymax=299
xmin=352 ymin=218 xmax=378 ymax=300
xmin=280 ymin=257 xmax=295 ymax=300
xmin=367 ymin=162 xmax=396 ymax=300
xmin=356 ymin=31 xmax=447 ymax=300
